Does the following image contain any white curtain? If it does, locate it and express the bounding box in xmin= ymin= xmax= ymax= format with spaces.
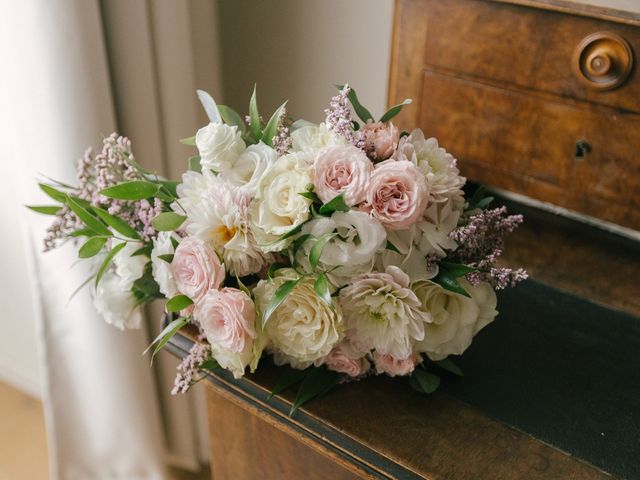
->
xmin=0 ymin=0 xmax=222 ymax=478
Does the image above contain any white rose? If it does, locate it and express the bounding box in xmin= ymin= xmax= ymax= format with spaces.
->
xmin=220 ymin=142 xmax=277 ymax=198
xmin=254 ymin=270 xmax=343 ymax=365
xmin=249 ymin=152 xmax=313 ymax=252
xmin=394 ymin=129 xmax=466 ymax=204
xmin=151 ymin=232 xmax=178 ymax=298
xmin=93 ymin=271 xmax=143 ymax=330
xmin=113 ymin=240 xmax=146 ymax=290
xmin=291 ymin=122 xmax=348 ymax=153
xmin=196 ymin=122 xmax=245 ymax=172
xmin=295 ymin=210 xmax=386 ymax=287
xmin=339 ymin=266 xmax=429 ymax=359
xmin=412 ymin=279 xmax=497 ymax=360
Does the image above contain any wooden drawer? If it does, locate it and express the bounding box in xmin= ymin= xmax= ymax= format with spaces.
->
xmin=420 ymin=71 xmax=640 ymax=229
xmin=423 ymin=0 xmax=640 ymax=113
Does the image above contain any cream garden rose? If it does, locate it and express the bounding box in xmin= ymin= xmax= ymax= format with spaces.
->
xmin=339 ymin=266 xmax=430 ymax=359
xmin=254 ymin=270 xmax=343 ymax=366
xmin=412 ymin=279 xmax=498 ymax=360
xmin=312 ymin=145 xmax=372 ymax=206
xmin=196 ymin=122 xmax=245 ymax=172
xmin=220 ymin=142 xmax=277 ymax=198
xmin=291 ymin=122 xmax=348 ymax=153
xmin=249 ymin=152 xmax=313 ymax=252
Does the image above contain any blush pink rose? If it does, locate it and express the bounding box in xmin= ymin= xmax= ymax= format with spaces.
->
xmin=373 ymin=352 xmax=421 ymax=377
xmin=195 ymin=288 xmax=257 ymax=353
xmin=312 ymin=145 xmax=373 ymax=206
xmin=361 ymin=122 xmax=399 ymax=161
xmin=172 ymin=237 xmax=225 ymax=302
xmin=363 ymin=160 xmax=428 ymax=230
xmin=322 ymin=343 xmax=371 ymax=378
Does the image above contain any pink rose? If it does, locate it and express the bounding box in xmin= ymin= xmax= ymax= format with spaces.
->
xmin=312 ymin=145 xmax=373 ymax=206
xmin=172 ymin=237 xmax=225 ymax=302
xmin=322 ymin=342 xmax=370 ymax=378
xmin=361 ymin=122 xmax=399 ymax=161
xmin=373 ymin=352 xmax=421 ymax=377
xmin=195 ymin=288 xmax=256 ymax=353
xmin=363 ymin=160 xmax=428 ymax=230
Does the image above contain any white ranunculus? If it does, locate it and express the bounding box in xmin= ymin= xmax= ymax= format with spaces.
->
xmin=112 ymin=240 xmax=146 ymax=289
xmin=339 ymin=266 xmax=430 ymax=359
xmin=412 ymin=279 xmax=497 ymax=360
xmin=291 ymin=122 xmax=348 ymax=153
xmin=176 ymin=170 xmax=270 ymax=277
xmin=394 ymin=129 xmax=466 ymax=205
xmin=196 ymin=122 xmax=245 ymax=172
xmin=248 ymin=152 xmax=313 ymax=252
xmin=220 ymin=142 xmax=277 ymax=198
xmin=295 ymin=210 xmax=386 ymax=287
xmin=93 ymin=271 xmax=143 ymax=330
xmin=151 ymin=232 xmax=179 ymax=298
xmin=254 ymin=270 xmax=343 ymax=365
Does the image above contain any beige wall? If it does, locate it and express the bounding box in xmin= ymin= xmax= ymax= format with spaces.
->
xmin=217 ymin=0 xmax=395 ymax=122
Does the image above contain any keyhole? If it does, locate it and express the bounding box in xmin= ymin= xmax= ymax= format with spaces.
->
xmin=574 ymin=140 xmax=591 ymax=161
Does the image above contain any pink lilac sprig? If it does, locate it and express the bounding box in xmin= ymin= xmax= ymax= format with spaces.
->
xmin=172 ymin=336 xmax=213 ymax=395
xmin=324 ymin=84 xmax=364 ymax=148
xmin=272 ymin=107 xmax=292 ymax=156
xmin=449 ymin=206 xmax=528 ymax=289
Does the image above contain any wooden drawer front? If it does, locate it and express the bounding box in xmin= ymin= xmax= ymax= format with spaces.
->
xmin=423 ymin=0 xmax=640 ymax=112
xmin=420 ymin=71 xmax=640 ymax=229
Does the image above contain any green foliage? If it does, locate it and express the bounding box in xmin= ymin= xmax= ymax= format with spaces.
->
xmin=262 ymin=101 xmax=288 ymax=147
xmin=249 ymin=84 xmax=262 ymax=141
xmin=95 ymin=242 xmax=126 ymax=287
xmin=434 ymin=358 xmax=464 ymax=377
xmin=188 ymin=156 xmax=202 ymax=172
xmin=78 ymin=237 xmax=107 ymax=258
xmin=131 ymin=266 xmax=162 ymax=304
xmin=93 ymin=207 xmax=141 ymax=240
xmin=298 ymin=191 xmax=321 ymax=203
xmin=290 ymin=366 xmax=340 ymax=415
xmin=262 ymin=278 xmax=300 ymax=327
xmin=309 ymin=233 xmax=336 ymax=270
xmin=386 ymin=240 xmax=401 ymax=254
xmin=26 ymin=205 xmax=62 ymax=215
xmin=269 ymin=368 xmax=308 ymax=398
xmin=410 ymin=369 xmax=441 ymax=394
xmin=336 ymin=84 xmax=374 ymax=123
xmin=179 ymin=136 xmax=196 ymax=146
xmin=317 ymin=194 xmax=349 ymax=216
xmin=432 ymin=264 xmax=471 ymax=297
xmin=67 ymin=197 xmax=112 ymax=237
xmin=313 ymin=273 xmax=332 ymax=307
xmin=166 ymin=295 xmax=194 ymax=313
xmin=38 ymin=183 xmax=67 ymax=203
xmin=100 ymin=181 xmax=159 ymax=200
xmin=267 ymin=262 xmax=288 ymax=280
xmin=158 ymin=254 xmax=174 ymax=263
xmin=152 ymin=212 xmax=187 ymax=231
xmin=144 ymin=316 xmax=187 ymax=363
xmin=131 ymin=244 xmax=153 ymax=257
xmin=466 ymin=185 xmax=494 ymax=211
xmin=217 ymin=105 xmax=247 ymax=134
xmin=437 ymin=261 xmax=475 ymax=278
xmin=196 ymin=89 xmax=222 ymax=123
xmin=379 ymin=98 xmax=412 ymax=123
xmin=199 ymin=359 xmax=221 ymax=372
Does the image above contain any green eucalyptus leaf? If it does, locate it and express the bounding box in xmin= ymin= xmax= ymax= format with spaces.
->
xmin=270 ymin=368 xmax=309 ymax=398
xmin=437 ymin=261 xmax=475 ymax=278
xmin=262 ymin=278 xmax=300 ymax=327
xmin=152 ymin=212 xmax=187 ymax=232
xmin=158 ymin=180 xmax=179 ymax=198
xmin=38 ymin=183 xmax=67 ymax=203
xmin=235 ymin=275 xmax=252 ymax=297
xmin=66 ymin=197 xmax=112 ymax=237
xmin=148 ymin=316 xmax=188 ymax=363
xmin=95 ymin=242 xmax=126 ymax=288
xmin=313 ymin=273 xmax=332 ymax=307
xmin=100 ymin=181 xmax=159 ymax=201
xmin=188 ymin=155 xmax=202 ymax=172
xmin=309 ymin=233 xmax=336 ymax=270
xmin=196 ymin=89 xmax=223 ymax=123
xmin=432 ymin=266 xmax=471 ymax=297
xmin=166 ymin=295 xmax=193 ymax=313
xmin=335 ymin=84 xmax=374 ymax=123
xmin=67 ymin=227 xmax=96 ymax=238
xmin=318 ymin=194 xmax=349 ymax=216
xmin=92 ymin=207 xmax=141 ymax=240
xmin=217 ymin=105 xmax=247 ymax=134
xmin=271 ymin=222 xmax=304 ymax=244
xmin=78 ymin=237 xmax=107 ymax=258
xmin=379 ymin=98 xmax=412 ymax=123
xmin=158 ymin=254 xmax=174 ymax=264
xmin=26 ymin=205 xmax=62 ymax=215
xmin=262 ymin=100 xmax=288 ymax=147
xmin=434 ymin=358 xmax=464 ymax=377
xmin=290 ymin=367 xmax=340 ymax=415
xmin=179 ymin=136 xmax=196 ymax=146
xmin=249 ymin=84 xmax=262 ymax=141
xmin=410 ymin=369 xmax=441 ymax=394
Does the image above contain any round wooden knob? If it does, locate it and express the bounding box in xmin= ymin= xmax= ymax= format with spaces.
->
xmin=573 ymin=32 xmax=633 ymax=90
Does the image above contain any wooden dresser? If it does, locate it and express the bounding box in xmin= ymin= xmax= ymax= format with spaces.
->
xmin=388 ymin=0 xmax=640 ymax=230
xmin=167 ymin=1 xmax=640 ymax=479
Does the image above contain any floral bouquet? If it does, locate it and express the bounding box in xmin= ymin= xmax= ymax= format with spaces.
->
xmin=30 ymin=85 xmax=526 ymax=412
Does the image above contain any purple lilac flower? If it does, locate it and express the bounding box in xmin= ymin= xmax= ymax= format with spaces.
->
xmin=172 ymin=339 xmax=212 ymax=395
xmin=324 ymin=84 xmax=364 ymax=148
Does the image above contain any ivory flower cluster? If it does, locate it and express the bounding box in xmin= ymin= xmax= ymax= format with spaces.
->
xmin=32 ymin=86 xmax=525 ymax=402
